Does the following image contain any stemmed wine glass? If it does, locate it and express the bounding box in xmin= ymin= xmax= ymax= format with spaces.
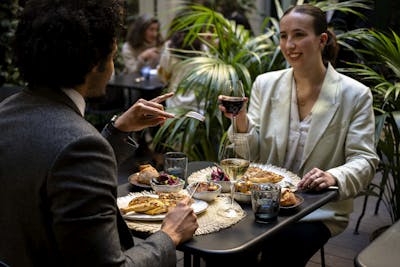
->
xmin=218 ymin=134 xmax=250 ymax=218
xmin=220 ymin=80 xmax=245 ymax=133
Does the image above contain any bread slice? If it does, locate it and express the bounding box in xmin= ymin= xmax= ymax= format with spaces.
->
xmin=137 ymin=165 xmax=159 ymax=185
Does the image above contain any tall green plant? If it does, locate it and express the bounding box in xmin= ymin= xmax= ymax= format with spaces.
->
xmin=153 ymin=4 xmax=273 ymax=161
xmin=340 ymin=29 xmax=400 ymax=222
xmin=153 ymin=0 xmax=373 ymax=161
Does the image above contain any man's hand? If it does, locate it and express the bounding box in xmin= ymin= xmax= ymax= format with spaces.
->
xmin=114 ymin=92 xmax=175 ymax=132
xmin=161 ymin=197 xmax=198 ymax=246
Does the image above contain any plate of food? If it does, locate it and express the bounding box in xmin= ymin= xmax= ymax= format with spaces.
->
xmin=279 ymin=188 xmax=304 ymax=209
xmin=117 ymin=192 xmax=208 ymax=221
xmin=243 ymin=163 xmax=301 ymax=190
xmin=128 ymin=164 xmax=159 ymax=189
xmin=187 ymin=163 xmax=301 ymax=191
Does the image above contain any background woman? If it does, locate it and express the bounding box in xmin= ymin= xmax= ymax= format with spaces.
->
xmin=219 ymin=4 xmax=379 ymax=266
xmin=122 ymin=14 xmax=164 ymax=73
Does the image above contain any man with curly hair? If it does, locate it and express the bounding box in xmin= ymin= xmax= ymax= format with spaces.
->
xmin=0 ymin=1 xmax=198 ymax=266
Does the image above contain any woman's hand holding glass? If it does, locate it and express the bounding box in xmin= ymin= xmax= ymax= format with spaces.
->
xmin=218 ymin=80 xmax=248 ymax=133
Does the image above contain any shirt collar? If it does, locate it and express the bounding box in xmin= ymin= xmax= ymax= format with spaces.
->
xmin=61 ymin=88 xmax=86 ymax=116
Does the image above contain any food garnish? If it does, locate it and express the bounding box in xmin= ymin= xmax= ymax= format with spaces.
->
xmin=210 ymin=168 xmax=229 ymax=181
xmin=152 ymin=172 xmax=180 ymax=185
xmin=235 ymin=180 xmax=254 ymax=194
xmin=194 ymin=182 xmax=219 ymax=192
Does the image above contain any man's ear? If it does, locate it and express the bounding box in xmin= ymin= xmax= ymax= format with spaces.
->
xmin=93 ymin=61 xmax=106 ymax=73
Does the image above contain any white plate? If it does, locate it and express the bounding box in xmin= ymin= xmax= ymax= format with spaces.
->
xmin=187 ymin=166 xmax=216 ymax=184
xmin=128 ymin=172 xmax=152 ymax=189
xmin=187 ymin=163 xmax=301 ymax=190
xmin=117 ymin=193 xmax=208 ymax=221
xmin=249 ymin=163 xmax=301 ymax=190
xmin=280 ymin=194 xmax=304 ymax=209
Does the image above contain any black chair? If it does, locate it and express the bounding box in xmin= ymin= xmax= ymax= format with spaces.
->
xmin=353 ymin=171 xmax=386 ymax=234
xmin=353 ymin=111 xmax=400 ymax=234
xmin=320 ymin=246 xmax=326 ymax=267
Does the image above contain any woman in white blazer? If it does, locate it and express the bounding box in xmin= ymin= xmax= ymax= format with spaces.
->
xmin=219 ymin=4 xmax=379 ymax=267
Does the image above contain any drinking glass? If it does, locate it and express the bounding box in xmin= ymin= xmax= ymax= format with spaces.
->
xmin=220 ymin=80 xmax=245 ymax=133
xmin=164 ymin=152 xmax=188 ymax=185
xmin=218 ymin=134 xmax=250 ymax=218
xmin=251 ymin=183 xmax=281 ymax=223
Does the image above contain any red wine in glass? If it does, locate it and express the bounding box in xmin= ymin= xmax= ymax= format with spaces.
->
xmin=221 ymin=80 xmax=245 ymax=132
xmin=221 ymin=96 xmax=245 ymax=116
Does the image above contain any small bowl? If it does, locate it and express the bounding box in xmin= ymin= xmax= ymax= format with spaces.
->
xmin=233 ymin=191 xmax=251 ymax=203
xmin=150 ymin=179 xmax=185 ymax=193
xmin=187 ymin=182 xmax=222 ymax=202
xmin=213 ymin=180 xmax=231 ymax=193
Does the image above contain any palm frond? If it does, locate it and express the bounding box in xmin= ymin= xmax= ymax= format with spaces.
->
xmin=312 ymin=0 xmax=372 ymax=19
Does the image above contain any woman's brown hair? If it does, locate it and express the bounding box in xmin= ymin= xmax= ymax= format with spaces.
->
xmin=126 ymin=14 xmax=163 ymax=49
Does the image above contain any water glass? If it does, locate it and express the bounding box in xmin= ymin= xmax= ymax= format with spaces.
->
xmin=164 ymin=152 xmax=188 ymax=185
xmin=251 ymin=183 xmax=281 ymax=223
xmin=140 ymin=65 xmax=151 ymax=80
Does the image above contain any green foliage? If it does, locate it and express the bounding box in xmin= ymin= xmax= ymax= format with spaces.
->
xmin=340 ymin=29 xmax=400 ymax=223
xmin=0 ymin=0 xmax=23 ymax=86
xmin=190 ymin=0 xmax=256 ymax=15
xmin=153 ymin=4 xmax=274 ymax=161
xmin=153 ymin=1 xmax=373 ymax=161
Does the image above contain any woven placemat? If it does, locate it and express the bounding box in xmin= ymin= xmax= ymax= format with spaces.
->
xmin=120 ymin=192 xmax=246 ymax=236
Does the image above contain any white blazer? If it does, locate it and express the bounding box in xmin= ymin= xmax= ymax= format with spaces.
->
xmin=238 ymin=64 xmax=379 ymax=235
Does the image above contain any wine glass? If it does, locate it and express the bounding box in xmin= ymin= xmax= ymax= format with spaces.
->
xmin=218 ymin=134 xmax=250 ymax=218
xmin=220 ymin=80 xmax=245 ymax=133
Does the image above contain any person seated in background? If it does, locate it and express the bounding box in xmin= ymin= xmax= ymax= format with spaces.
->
xmin=122 ymin=14 xmax=164 ymax=74
xmin=158 ymin=14 xmax=204 ymax=111
xmin=226 ymin=11 xmax=253 ymax=35
xmin=0 ymin=1 xmax=198 ymax=266
xmin=219 ymin=4 xmax=378 ymax=266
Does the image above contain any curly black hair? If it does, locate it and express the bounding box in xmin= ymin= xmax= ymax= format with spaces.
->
xmin=14 ymin=0 xmax=124 ymax=89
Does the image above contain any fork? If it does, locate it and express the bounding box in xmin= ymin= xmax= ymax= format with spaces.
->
xmin=189 ymin=182 xmax=201 ymax=199
xmin=145 ymin=111 xmax=205 ymax=122
xmin=183 ymin=111 xmax=205 ymax=122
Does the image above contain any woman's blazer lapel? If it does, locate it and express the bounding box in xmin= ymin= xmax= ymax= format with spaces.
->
xmin=300 ymin=64 xmax=340 ymax=169
xmin=268 ymin=70 xmax=293 ymax=165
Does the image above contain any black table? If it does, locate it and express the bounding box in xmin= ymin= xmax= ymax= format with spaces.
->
xmin=354 ymin=219 xmax=400 ymax=267
xmin=107 ymin=73 xmax=165 ymax=107
xmin=118 ymin=161 xmax=339 ymax=267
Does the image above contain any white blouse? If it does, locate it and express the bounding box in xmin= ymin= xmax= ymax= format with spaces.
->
xmin=283 ymin=80 xmax=312 ymax=174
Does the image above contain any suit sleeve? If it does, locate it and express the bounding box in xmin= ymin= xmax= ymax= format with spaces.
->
xmin=47 ymin=135 xmax=176 ymax=267
xmin=327 ymin=88 xmax=379 ymax=200
xmin=101 ymin=123 xmax=138 ymax=165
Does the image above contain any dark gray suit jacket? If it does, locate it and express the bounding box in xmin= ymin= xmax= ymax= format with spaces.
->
xmin=0 ymin=88 xmax=176 ymax=266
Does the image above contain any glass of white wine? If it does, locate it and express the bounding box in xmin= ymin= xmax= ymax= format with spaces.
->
xmin=218 ymin=134 xmax=250 ymax=218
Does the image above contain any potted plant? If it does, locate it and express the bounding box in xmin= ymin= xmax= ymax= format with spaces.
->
xmin=153 ymin=4 xmax=275 ymax=161
xmin=340 ymin=29 xmax=400 ymax=224
xmin=153 ymin=0 xmax=373 ymax=161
